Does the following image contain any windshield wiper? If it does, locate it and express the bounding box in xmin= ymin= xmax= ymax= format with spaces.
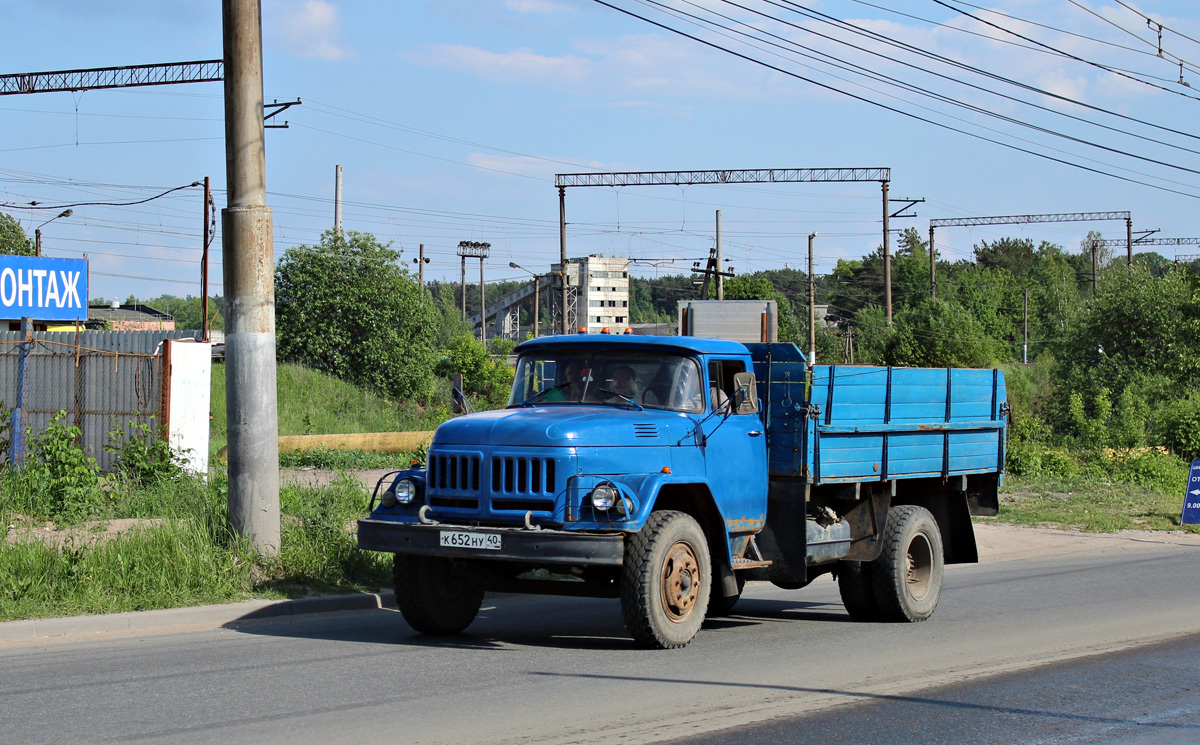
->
xmin=595 ymin=387 xmax=645 ymax=411
xmin=517 ymin=383 xmax=569 ymax=406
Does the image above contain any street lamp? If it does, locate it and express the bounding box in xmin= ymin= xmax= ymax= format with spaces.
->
xmin=510 ymin=262 xmax=541 ymax=339
xmin=35 ymin=209 xmax=73 ymax=256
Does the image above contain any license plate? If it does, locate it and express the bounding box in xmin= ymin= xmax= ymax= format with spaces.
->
xmin=439 ymin=531 xmax=501 ymax=550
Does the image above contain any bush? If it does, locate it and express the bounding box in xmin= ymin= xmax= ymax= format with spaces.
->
xmin=26 ymin=412 xmax=103 ymax=521
xmin=1006 ymin=413 xmax=1077 ymax=479
xmin=1161 ymin=394 xmax=1200 ymax=462
xmin=105 ymin=420 xmax=188 ymax=486
xmin=435 ymin=334 xmax=515 ymax=409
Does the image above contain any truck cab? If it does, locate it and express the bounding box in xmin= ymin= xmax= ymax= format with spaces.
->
xmin=358 ymin=334 xmax=1006 ymax=648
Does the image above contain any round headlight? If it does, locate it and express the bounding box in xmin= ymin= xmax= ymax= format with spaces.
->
xmin=394 ymin=478 xmax=418 ymax=505
xmin=591 ymin=482 xmax=617 ymax=511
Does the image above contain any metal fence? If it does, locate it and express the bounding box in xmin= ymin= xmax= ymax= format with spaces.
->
xmin=0 ymin=329 xmax=203 ymax=472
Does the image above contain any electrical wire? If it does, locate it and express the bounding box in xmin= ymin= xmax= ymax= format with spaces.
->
xmin=596 ymin=0 xmax=1200 ymax=199
xmin=0 ymin=182 xmax=202 ymax=211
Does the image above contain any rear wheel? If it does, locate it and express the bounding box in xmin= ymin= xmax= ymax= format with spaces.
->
xmin=393 ymin=554 xmax=484 ymax=635
xmin=837 ymin=560 xmax=883 ymax=621
xmin=870 ymin=505 xmax=944 ymax=622
xmin=621 ymin=511 xmax=711 ymax=649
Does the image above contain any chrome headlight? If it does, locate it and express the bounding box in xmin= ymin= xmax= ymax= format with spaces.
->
xmin=394 ymin=478 xmax=418 ymax=505
xmin=591 ymin=482 xmax=618 ymax=511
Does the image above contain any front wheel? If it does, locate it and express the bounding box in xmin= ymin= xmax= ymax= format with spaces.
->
xmin=621 ymin=511 xmax=712 ymax=649
xmin=393 ymin=554 xmax=484 ymax=635
xmin=870 ymin=504 xmax=944 ymax=622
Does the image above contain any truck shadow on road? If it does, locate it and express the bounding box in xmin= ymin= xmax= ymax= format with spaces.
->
xmin=229 ymin=594 xmax=850 ymax=651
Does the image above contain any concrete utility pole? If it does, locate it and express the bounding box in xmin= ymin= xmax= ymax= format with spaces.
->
xmin=882 ymin=181 xmax=892 ymax=324
xmin=808 ymin=232 xmax=817 ymax=365
xmin=334 ymin=164 xmax=342 ymax=233
xmin=479 ymin=251 xmax=488 ymax=343
xmin=222 ymin=0 xmax=279 ymax=555
xmin=559 ymin=186 xmax=568 ymax=334
xmin=460 ymin=254 xmax=467 ymax=321
xmin=457 ymin=241 xmax=490 ymax=337
xmin=1023 ymin=288 xmax=1030 ymax=365
xmin=715 ymin=210 xmax=724 ymax=301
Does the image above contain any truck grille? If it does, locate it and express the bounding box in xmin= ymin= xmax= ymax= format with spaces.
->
xmin=429 ymin=453 xmax=481 ymax=492
xmin=425 ymin=449 xmax=568 ymax=521
xmin=491 ymin=456 xmax=556 ymax=496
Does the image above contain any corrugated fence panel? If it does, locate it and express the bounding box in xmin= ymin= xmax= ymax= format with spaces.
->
xmin=0 ymin=330 xmax=202 ymax=471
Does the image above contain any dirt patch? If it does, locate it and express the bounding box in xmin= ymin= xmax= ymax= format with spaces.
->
xmin=973 ymin=521 xmax=1200 ymax=563
xmin=5 ymin=514 xmax=167 ymax=550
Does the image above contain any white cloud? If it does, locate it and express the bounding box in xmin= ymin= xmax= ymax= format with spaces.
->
xmin=505 ymin=0 xmax=568 ymax=13
xmin=268 ymin=0 xmax=354 ymax=61
xmin=411 ymin=34 xmax=781 ymax=101
xmin=413 ymin=45 xmax=591 ymax=86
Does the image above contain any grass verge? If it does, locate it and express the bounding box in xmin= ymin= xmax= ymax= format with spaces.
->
xmin=1 ymin=471 xmax=391 ymax=623
xmin=210 ymin=362 xmax=452 ymax=459
xmin=990 ymin=473 xmax=1199 ymax=535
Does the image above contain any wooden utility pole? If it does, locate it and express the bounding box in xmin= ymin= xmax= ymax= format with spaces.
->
xmin=928 ymin=225 xmax=936 ymax=299
xmin=222 ymin=0 xmax=280 ymax=555
xmin=413 ymin=243 xmax=429 ymax=289
xmin=201 ymin=176 xmax=211 ymax=341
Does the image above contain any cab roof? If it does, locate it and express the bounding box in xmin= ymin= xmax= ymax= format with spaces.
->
xmin=514 ymin=333 xmax=751 ymax=357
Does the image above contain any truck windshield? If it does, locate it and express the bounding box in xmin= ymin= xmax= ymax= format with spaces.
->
xmin=509 ymin=349 xmax=704 ymax=413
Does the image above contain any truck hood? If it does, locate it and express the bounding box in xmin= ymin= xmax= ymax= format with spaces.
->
xmin=433 ymin=406 xmax=684 ymax=448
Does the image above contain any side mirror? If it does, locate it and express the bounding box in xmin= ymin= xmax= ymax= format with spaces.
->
xmin=732 ymin=372 xmax=759 ymax=415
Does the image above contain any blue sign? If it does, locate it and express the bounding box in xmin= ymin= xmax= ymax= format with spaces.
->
xmin=1183 ymin=459 xmax=1200 ymax=526
xmin=0 ymin=255 xmax=88 ymax=322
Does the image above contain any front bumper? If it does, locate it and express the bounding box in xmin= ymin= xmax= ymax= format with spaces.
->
xmin=357 ymin=518 xmax=626 ymax=566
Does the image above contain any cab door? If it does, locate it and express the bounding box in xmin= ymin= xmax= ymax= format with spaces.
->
xmin=702 ymin=358 xmax=768 ymax=532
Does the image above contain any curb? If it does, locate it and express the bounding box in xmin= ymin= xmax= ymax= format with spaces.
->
xmin=0 ymin=590 xmax=397 ymax=644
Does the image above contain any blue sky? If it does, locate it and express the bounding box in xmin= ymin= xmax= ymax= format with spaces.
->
xmin=2 ymin=0 xmax=1198 ymax=302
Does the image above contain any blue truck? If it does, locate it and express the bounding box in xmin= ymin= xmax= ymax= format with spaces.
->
xmin=358 ymin=333 xmax=1007 ymax=648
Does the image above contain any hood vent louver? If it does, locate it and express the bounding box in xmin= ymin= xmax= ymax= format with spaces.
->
xmin=633 ymin=423 xmax=659 ymax=438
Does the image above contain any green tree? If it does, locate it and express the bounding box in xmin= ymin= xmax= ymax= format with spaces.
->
xmin=885 ymin=296 xmax=1000 ymax=368
xmin=0 ymin=213 xmax=34 ymax=256
xmin=275 ymin=230 xmax=437 ymax=400
xmin=435 ymin=334 xmax=515 ymax=409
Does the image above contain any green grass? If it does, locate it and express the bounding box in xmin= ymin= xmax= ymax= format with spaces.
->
xmin=278 ymin=447 xmax=420 ymax=470
xmin=0 ymin=471 xmax=391 ymax=622
xmin=988 ymin=473 xmax=1200 ymax=534
xmin=209 ymin=362 xmax=452 ymax=459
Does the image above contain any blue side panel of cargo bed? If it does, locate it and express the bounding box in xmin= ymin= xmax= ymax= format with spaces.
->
xmin=806 ymin=364 xmax=1006 ymax=485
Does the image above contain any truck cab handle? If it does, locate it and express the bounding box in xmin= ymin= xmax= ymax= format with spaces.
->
xmin=748 ymin=430 xmax=763 ymax=437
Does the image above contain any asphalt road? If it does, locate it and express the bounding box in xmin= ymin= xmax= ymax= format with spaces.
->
xmin=2 ymin=540 xmax=1198 ymax=745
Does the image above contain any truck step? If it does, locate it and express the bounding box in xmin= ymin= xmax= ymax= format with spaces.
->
xmin=732 ymin=557 xmax=772 ymax=570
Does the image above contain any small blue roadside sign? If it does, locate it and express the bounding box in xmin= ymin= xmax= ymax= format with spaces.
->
xmin=0 ymin=255 xmax=88 ymax=322
xmin=1183 ymin=459 xmax=1200 ymax=526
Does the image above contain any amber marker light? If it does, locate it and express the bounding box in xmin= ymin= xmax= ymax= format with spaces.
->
xmin=661 ymin=466 xmax=672 ymax=474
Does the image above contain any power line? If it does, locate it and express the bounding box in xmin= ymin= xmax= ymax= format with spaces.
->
xmin=595 ymin=0 xmax=1200 ymax=199
xmin=695 ymin=0 xmax=1200 ymax=169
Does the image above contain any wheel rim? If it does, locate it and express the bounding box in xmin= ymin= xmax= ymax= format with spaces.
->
xmin=660 ymin=541 xmax=701 ymax=623
xmin=905 ymin=532 xmax=934 ymax=602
